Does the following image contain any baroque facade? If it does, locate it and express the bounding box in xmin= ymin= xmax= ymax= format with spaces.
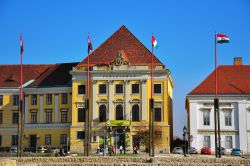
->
xmin=0 ymin=26 xmax=174 ymax=153
xmin=186 ymin=57 xmax=250 ymax=153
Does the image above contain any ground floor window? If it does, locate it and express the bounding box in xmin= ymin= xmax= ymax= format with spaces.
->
xmin=45 ymin=134 xmax=51 ymax=145
xmin=225 ymin=136 xmax=233 ymax=149
xmin=0 ymin=135 xmax=2 ymax=146
xmin=154 ymin=108 xmax=162 ymax=121
xmin=203 ymin=136 xmax=210 ymax=148
xmin=12 ymin=135 xmax=18 ymax=146
xmin=77 ymin=131 xmax=85 ymax=139
xmin=61 ymin=134 xmax=67 ymax=145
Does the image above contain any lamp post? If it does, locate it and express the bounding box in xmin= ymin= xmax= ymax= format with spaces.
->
xmin=183 ymin=126 xmax=187 ymax=157
xmin=36 ymin=135 xmax=39 ymax=154
xmin=103 ymin=129 xmax=106 ymax=156
xmin=66 ymin=136 xmax=69 ymax=154
xmin=106 ymin=126 xmax=112 ymax=156
xmin=114 ymin=131 xmax=117 ymax=155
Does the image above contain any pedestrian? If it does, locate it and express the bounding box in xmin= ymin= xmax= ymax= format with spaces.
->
xmin=119 ymin=145 xmax=123 ymax=154
xmin=111 ymin=145 xmax=115 ymax=154
xmin=135 ymin=145 xmax=138 ymax=154
xmin=133 ymin=145 xmax=136 ymax=154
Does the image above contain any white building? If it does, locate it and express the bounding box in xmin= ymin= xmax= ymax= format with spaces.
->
xmin=186 ymin=57 xmax=250 ymax=153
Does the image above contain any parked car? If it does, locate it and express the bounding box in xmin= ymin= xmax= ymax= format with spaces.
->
xmin=37 ymin=146 xmax=48 ymax=153
xmin=24 ymin=147 xmax=36 ymax=153
xmin=10 ymin=146 xmax=17 ymax=153
xmin=231 ymin=148 xmax=242 ymax=156
xmin=188 ymin=147 xmax=197 ymax=154
xmin=172 ymin=147 xmax=184 ymax=154
xmin=50 ymin=147 xmax=60 ymax=153
xmin=216 ymin=147 xmax=226 ymax=155
xmin=201 ymin=147 xmax=211 ymax=155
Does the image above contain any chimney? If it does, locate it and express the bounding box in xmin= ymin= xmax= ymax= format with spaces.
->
xmin=233 ymin=57 xmax=243 ymax=66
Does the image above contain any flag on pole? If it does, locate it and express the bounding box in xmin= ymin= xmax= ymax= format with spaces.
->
xmin=152 ymin=35 xmax=158 ymax=48
xmin=217 ymin=34 xmax=230 ymax=44
xmin=88 ymin=34 xmax=93 ymax=54
xmin=20 ymin=34 xmax=24 ymax=55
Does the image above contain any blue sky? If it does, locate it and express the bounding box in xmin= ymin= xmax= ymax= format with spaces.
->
xmin=0 ymin=0 xmax=250 ymax=137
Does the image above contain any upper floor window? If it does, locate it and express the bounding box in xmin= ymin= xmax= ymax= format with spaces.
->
xmin=0 ymin=95 xmax=3 ymax=105
xmin=13 ymin=95 xmax=19 ymax=106
xmin=99 ymin=84 xmax=107 ymax=95
xmin=116 ymin=84 xmax=123 ymax=94
xmin=203 ymin=110 xmax=210 ymax=126
xmin=61 ymin=111 xmax=68 ymax=123
xmin=61 ymin=93 xmax=68 ymax=104
xmin=0 ymin=111 xmax=2 ymax=124
xmin=132 ymin=104 xmax=139 ymax=121
xmin=31 ymin=111 xmax=37 ymax=124
xmin=132 ymin=84 xmax=140 ymax=94
xmin=116 ymin=104 xmax=123 ymax=120
xmin=46 ymin=94 xmax=52 ymax=105
xmin=78 ymin=85 xmax=86 ymax=95
xmin=224 ymin=110 xmax=232 ymax=126
xmin=45 ymin=110 xmax=52 ymax=123
xmin=154 ymin=84 xmax=161 ymax=94
xmin=155 ymin=108 xmax=162 ymax=122
xmin=78 ymin=108 xmax=85 ymax=122
xmin=99 ymin=105 xmax=107 ymax=122
xmin=12 ymin=112 xmax=18 ymax=124
xmin=31 ymin=94 xmax=37 ymax=105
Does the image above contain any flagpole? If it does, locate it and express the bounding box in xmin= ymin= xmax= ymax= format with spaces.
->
xmin=149 ymin=35 xmax=155 ymax=157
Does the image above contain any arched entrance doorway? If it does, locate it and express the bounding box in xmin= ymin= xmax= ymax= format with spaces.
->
xmin=114 ymin=129 xmax=125 ymax=152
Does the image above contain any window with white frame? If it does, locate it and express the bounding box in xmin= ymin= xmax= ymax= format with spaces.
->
xmin=61 ymin=111 xmax=68 ymax=123
xmin=12 ymin=112 xmax=18 ymax=124
xmin=225 ymin=136 xmax=233 ymax=149
xmin=45 ymin=134 xmax=51 ymax=145
xmin=224 ymin=109 xmax=232 ymax=126
xmin=155 ymin=107 xmax=162 ymax=122
xmin=116 ymin=84 xmax=123 ymax=94
xmin=46 ymin=94 xmax=52 ymax=105
xmin=31 ymin=94 xmax=37 ymax=105
xmin=13 ymin=95 xmax=19 ymax=106
xmin=31 ymin=111 xmax=37 ymax=124
xmin=132 ymin=84 xmax=140 ymax=94
xmin=61 ymin=93 xmax=67 ymax=104
xmin=203 ymin=109 xmax=210 ymax=126
xmin=45 ymin=110 xmax=52 ymax=123
xmin=203 ymin=136 xmax=211 ymax=148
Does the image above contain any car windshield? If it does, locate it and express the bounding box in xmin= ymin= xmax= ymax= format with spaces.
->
xmin=233 ymin=148 xmax=240 ymax=151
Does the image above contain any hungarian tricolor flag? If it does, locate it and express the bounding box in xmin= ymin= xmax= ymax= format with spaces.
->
xmin=152 ymin=35 xmax=158 ymax=48
xmin=217 ymin=34 xmax=230 ymax=44
xmin=20 ymin=34 xmax=24 ymax=55
xmin=88 ymin=34 xmax=93 ymax=54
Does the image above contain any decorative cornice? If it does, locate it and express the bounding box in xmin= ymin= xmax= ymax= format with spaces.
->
xmin=197 ymin=129 xmax=239 ymax=135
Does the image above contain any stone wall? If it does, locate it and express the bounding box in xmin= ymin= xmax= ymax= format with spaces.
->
xmin=14 ymin=156 xmax=250 ymax=166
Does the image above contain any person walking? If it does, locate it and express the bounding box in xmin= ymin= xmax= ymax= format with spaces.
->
xmin=119 ymin=145 xmax=123 ymax=154
xmin=111 ymin=145 xmax=115 ymax=155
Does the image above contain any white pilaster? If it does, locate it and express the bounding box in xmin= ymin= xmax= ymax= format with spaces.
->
xmin=25 ymin=95 xmax=29 ymax=123
xmin=92 ymin=81 xmax=97 ymax=121
xmin=189 ymin=101 xmax=198 ymax=148
xmin=55 ymin=94 xmax=59 ymax=123
xmin=39 ymin=95 xmax=44 ymax=123
xmin=125 ymin=81 xmax=130 ymax=120
xmin=108 ymin=81 xmax=114 ymax=120
xmin=69 ymin=93 xmax=72 ymax=122
xmin=238 ymin=101 xmax=247 ymax=152
xmin=141 ymin=80 xmax=147 ymax=121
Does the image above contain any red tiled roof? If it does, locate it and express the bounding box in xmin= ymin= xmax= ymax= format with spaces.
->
xmin=0 ymin=65 xmax=52 ymax=88
xmin=189 ymin=65 xmax=250 ymax=95
xmin=77 ymin=25 xmax=163 ymax=67
xmin=29 ymin=62 xmax=78 ymax=87
xmin=0 ymin=63 xmax=78 ymax=88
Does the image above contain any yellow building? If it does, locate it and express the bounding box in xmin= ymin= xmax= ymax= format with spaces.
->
xmin=0 ymin=26 xmax=174 ymax=153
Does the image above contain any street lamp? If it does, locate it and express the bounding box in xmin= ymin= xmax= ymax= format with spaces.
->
xmin=103 ymin=129 xmax=106 ymax=156
xmin=36 ymin=135 xmax=39 ymax=153
xmin=183 ymin=126 xmax=187 ymax=157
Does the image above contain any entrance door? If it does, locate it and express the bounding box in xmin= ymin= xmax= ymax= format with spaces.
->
xmin=115 ymin=129 xmax=125 ymax=148
xmin=30 ymin=135 xmax=37 ymax=148
xmin=248 ymin=132 xmax=250 ymax=152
